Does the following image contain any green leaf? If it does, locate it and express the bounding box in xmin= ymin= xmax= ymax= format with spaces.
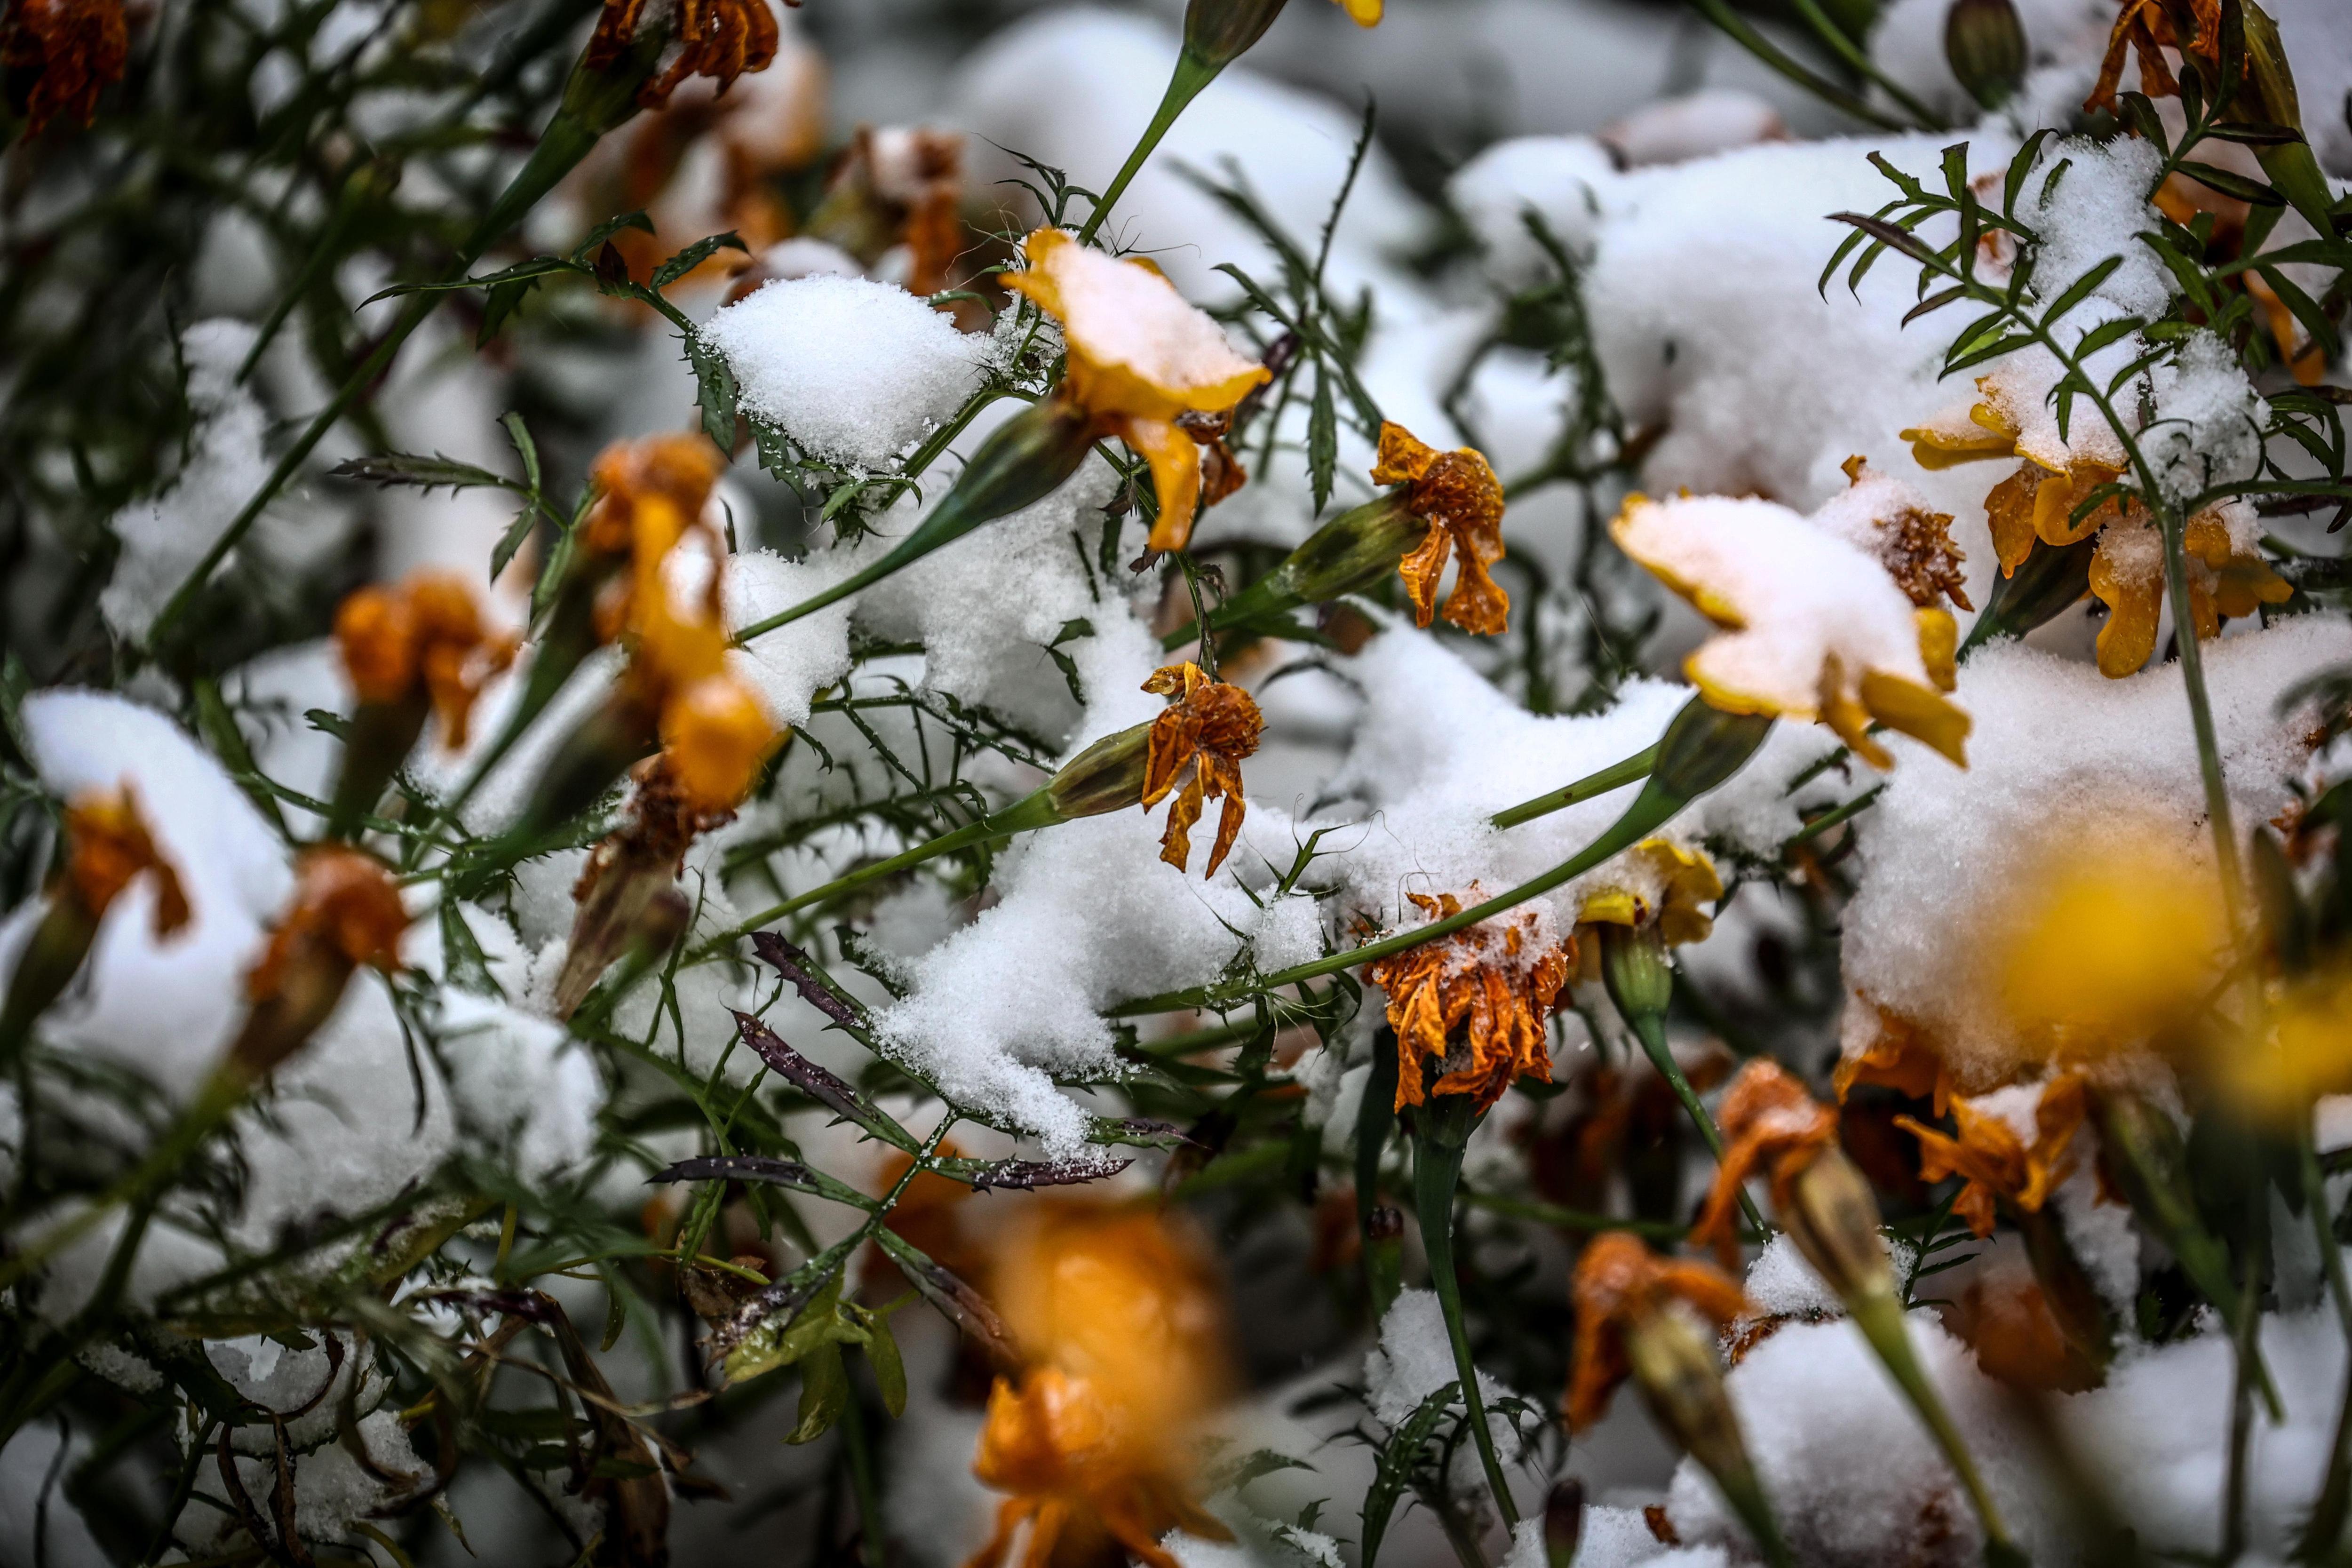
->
xmin=438 ymin=899 xmax=505 ymax=998
xmin=652 ymin=231 xmax=748 ymax=291
xmin=1205 ymin=1446 xmax=1314 ymax=1495
xmin=2202 ymin=119 xmax=2304 ymax=145
xmin=2254 ymin=265 xmax=2343 ymax=360
xmin=600 ymin=1269 xmax=628 ymax=1353
xmin=687 ymin=332 xmax=741 ymax=449
xmin=863 ymin=1315 xmax=907 ymax=1419
xmin=503 ymin=411 xmax=542 ymax=495
xmin=788 ymin=1343 xmax=849 ymax=1443
xmin=2002 ymin=128 xmax=2054 ymax=216
xmin=304 ymin=707 xmax=354 ymax=743
xmin=570 ymin=209 xmax=656 ymax=263
xmin=2040 ymin=254 xmax=2122 ymax=323
xmin=1307 ymin=364 xmax=1337 ymax=516
xmin=331 ymin=452 xmax=526 ymax=494
xmin=2176 ymin=160 xmax=2285 ymax=207
xmin=2071 ymin=316 xmax=2145 ymax=359
xmin=490 ymin=506 xmax=538 ymax=589
xmin=360 ymin=255 xmax=578 ymax=308
xmin=1361 ymin=1381 xmax=1460 ymax=1568
xmin=477 ymin=274 xmax=542 ymax=345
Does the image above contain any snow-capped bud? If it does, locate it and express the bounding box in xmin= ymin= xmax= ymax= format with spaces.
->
xmin=1943 ymin=0 xmax=2025 ymax=110
xmin=228 ymin=846 xmax=406 ymax=1080
xmin=1780 ymin=1145 xmax=1897 ymax=1307
xmin=1621 ymin=1305 xmax=1789 ymax=1564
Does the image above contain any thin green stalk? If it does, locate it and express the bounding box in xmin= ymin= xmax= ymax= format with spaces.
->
xmin=838 ymin=1385 xmax=888 ymax=1568
xmin=1782 ymin=0 xmax=1947 ymax=128
xmin=1413 ymin=1099 xmax=1520 ymax=1530
xmin=1490 ymin=744 xmax=1658 ymax=828
xmin=1625 ymin=1011 xmax=1767 ymax=1236
xmin=2295 ymin=1138 xmax=2352 ymax=1559
xmin=2157 ymin=503 xmax=2248 ymax=934
xmin=1073 ymin=51 xmax=1221 ymax=245
xmin=2223 ymin=1240 xmax=2263 ymax=1563
xmin=1847 ymin=1291 xmax=2022 ymax=1567
xmin=728 ymin=788 xmax=1060 ymax=934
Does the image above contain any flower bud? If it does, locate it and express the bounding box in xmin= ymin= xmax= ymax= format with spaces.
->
xmin=1364 ymin=1202 xmax=1404 ymax=1319
xmin=1778 ymin=1145 xmax=1896 ymax=1307
xmin=229 ymin=847 xmax=406 ymax=1080
xmin=1600 ymin=919 xmax=1674 ymax=1027
xmin=552 ymin=759 xmax=726 ymax=1017
xmin=1944 ymin=0 xmax=2025 ymax=109
xmin=1959 ymin=531 xmax=2095 ymax=658
xmin=1648 ymin=696 xmax=1776 ymax=806
xmin=1183 ymin=0 xmax=1292 ymax=70
xmin=1176 ymin=492 xmax=1427 ymax=647
xmin=1543 ymin=1479 xmax=1585 ymax=1568
xmin=1043 ymin=720 xmax=1154 ymax=820
xmin=1621 ymin=1305 xmax=1787 ymax=1561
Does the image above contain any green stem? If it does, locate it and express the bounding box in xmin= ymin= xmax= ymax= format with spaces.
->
xmin=2296 ymin=1139 xmax=2352 ymax=1559
xmin=2223 ymin=1240 xmax=2263 ymax=1563
xmin=1413 ymin=1100 xmax=1520 ymax=1530
xmin=1847 ymin=1290 xmax=2022 ymax=1566
xmin=1625 ymin=1011 xmax=1767 ymax=1236
xmin=1490 ymin=744 xmax=1658 ymax=829
xmin=2156 ymin=502 xmax=2247 ymax=935
xmin=1782 ymin=0 xmax=1947 ymax=128
xmin=1074 ymin=51 xmax=1220 ymax=245
xmin=839 ymin=1384 xmax=888 ymax=1568
xmin=729 ymin=788 xmax=1061 ymax=932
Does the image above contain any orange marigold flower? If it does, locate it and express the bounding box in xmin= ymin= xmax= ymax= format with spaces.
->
xmin=334 ymin=570 xmax=518 ymax=750
xmin=1565 ymin=1232 xmax=1750 ymax=1432
xmin=1140 ymin=662 xmax=1263 ymax=877
xmin=1895 ymin=1075 xmax=2088 ymax=1239
xmin=1369 ymin=890 xmax=1573 ymax=1114
xmin=1373 ymin=422 xmax=1510 ymax=637
xmin=1692 ymin=1059 xmax=1839 ymax=1269
xmin=2087 ymin=0 xmax=2216 ymax=114
xmin=246 ymin=847 xmax=407 ymax=1003
xmin=1832 ymin=1009 xmax=1955 ymax=1117
xmin=1003 ymin=228 xmax=1270 ymax=553
xmin=586 ymin=433 xmax=785 ymax=812
xmin=587 ymin=0 xmax=779 ymax=110
xmin=0 ymin=0 xmax=127 ymax=136
xmin=964 ymin=1368 xmax=1230 ymax=1568
xmin=62 ymin=787 xmax=188 ymax=938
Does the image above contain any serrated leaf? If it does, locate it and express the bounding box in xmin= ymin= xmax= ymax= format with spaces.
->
xmin=649 ymin=1153 xmax=825 ymax=1194
xmin=687 ymin=333 xmax=741 ymax=450
xmin=729 ymin=1007 xmax=916 ymax=1151
xmin=1828 ymin=211 xmax=1940 ymax=268
xmin=874 ymin=1230 xmax=1016 ymax=1362
xmin=570 ymin=209 xmax=656 ymax=263
xmin=2002 ymin=128 xmax=2054 ymax=216
xmin=652 ymin=231 xmax=748 ymax=290
xmin=2071 ymin=316 xmax=2145 ymax=359
xmin=438 ymin=899 xmax=504 ymax=997
xmin=1307 ymin=363 xmax=1336 ymax=515
xmin=330 ymin=452 xmax=523 ymax=493
xmin=304 ymin=707 xmax=354 ymax=742
xmin=1362 ymin=1381 xmax=1460 ymax=1568
xmin=476 ymin=274 xmax=542 ymax=345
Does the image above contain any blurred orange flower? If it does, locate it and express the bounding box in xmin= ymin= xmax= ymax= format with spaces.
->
xmin=62 ymin=787 xmax=188 ymax=939
xmin=1566 ymin=1232 xmax=1749 ymax=1432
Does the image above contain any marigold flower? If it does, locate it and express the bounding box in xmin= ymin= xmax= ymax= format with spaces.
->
xmin=1370 ymin=890 xmax=1573 ymax=1114
xmin=1895 ymin=1075 xmax=2088 ymax=1239
xmin=2084 ymin=509 xmax=2291 ymax=679
xmin=1575 ymin=839 xmax=1722 ymax=949
xmin=62 ymin=787 xmax=189 ymax=938
xmin=809 ymin=125 xmax=968 ymax=296
xmin=1833 ymin=1009 xmax=1955 ymax=1116
xmin=587 ymin=433 xmax=785 ymax=812
xmin=1820 ymin=456 xmax=1971 ymax=613
xmin=231 ymin=846 xmax=407 ymax=1078
xmin=553 ymin=756 xmax=733 ymax=1015
xmin=0 ymin=0 xmax=127 ymax=135
xmin=1003 ymin=228 xmax=1271 ymax=552
xmin=1565 ymin=1232 xmax=1750 ymax=1432
xmin=588 ymin=0 xmax=779 ymax=109
xmin=1610 ymin=492 xmax=1970 ymax=770
xmin=965 ymin=1368 xmax=1230 ymax=1568
xmin=1140 ymin=662 xmax=1263 ymax=876
xmin=1692 ymin=1059 xmax=1840 ymax=1269
xmin=1372 ymin=422 xmax=1510 ymax=636
xmin=334 ymin=571 xmax=517 ymax=750
xmin=2086 ymin=0 xmax=2216 ymax=114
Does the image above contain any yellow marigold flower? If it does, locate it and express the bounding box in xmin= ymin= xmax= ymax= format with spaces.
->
xmin=965 ymin=1369 xmax=1230 ymax=1568
xmin=1372 ymin=421 xmax=1511 ymax=636
xmin=587 ymin=433 xmax=787 ymax=812
xmin=1140 ymin=662 xmax=1263 ymax=876
xmin=1575 ymin=839 xmax=1723 ymax=949
xmin=62 ymin=787 xmax=188 ymax=938
xmin=0 ymin=0 xmax=127 ymax=136
xmin=2231 ymin=971 xmax=2352 ymax=1122
xmin=1611 ymin=492 xmax=1970 ymax=770
xmin=2084 ymin=509 xmax=2292 ymax=679
xmin=1003 ymin=228 xmax=1271 ymax=553
xmin=1333 ymin=0 xmax=1383 ymax=19
xmin=587 ymin=0 xmax=779 ymax=109
xmin=1369 ymin=889 xmax=1573 ymax=1114
xmin=1894 ymin=1074 xmax=2088 ymax=1239
xmin=1565 ymin=1232 xmax=1750 ymax=1433
xmin=1997 ymin=835 xmax=2228 ymax=1061
xmin=334 ymin=571 xmax=517 ymax=750
xmin=1692 ymin=1059 xmax=1840 ymax=1269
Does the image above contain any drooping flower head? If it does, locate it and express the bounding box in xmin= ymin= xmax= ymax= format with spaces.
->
xmin=1370 ymin=890 xmax=1573 ymax=1114
xmin=1372 ymin=422 xmax=1511 ymax=636
xmin=1692 ymin=1058 xmax=1840 ymax=1269
xmin=1003 ymin=228 xmax=1271 ymax=552
xmin=231 ymin=846 xmax=408 ymax=1078
xmin=1895 ymin=1075 xmax=2088 ymax=1239
xmin=968 ymin=1202 xmax=1232 ymax=1568
xmin=586 ymin=433 xmax=784 ymax=812
xmin=1140 ymin=662 xmax=1263 ymax=877
xmin=588 ymin=0 xmax=780 ymax=109
xmin=2087 ymin=0 xmax=2222 ymax=114
xmin=61 ymin=787 xmax=189 ymax=938
xmin=1575 ymin=839 xmax=1723 ymax=950
xmin=1611 ymin=492 xmax=1970 ymax=770
xmin=1565 ymin=1232 xmax=1750 ymax=1433
xmin=0 ymin=0 xmax=127 ymax=135
xmin=1813 ymin=456 xmax=1972 ymax=613
xmin=334 ymin=570 xmax=518 ymax=750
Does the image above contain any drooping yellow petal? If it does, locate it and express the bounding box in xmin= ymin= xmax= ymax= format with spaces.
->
xmin=1122 ymin=415 xmax=1206 ymax=552
xmin=1916 ymin=607 xmax=1958 ymax=693
xmin=1859 ymin=669 xmax=1971 ymax=767
xmin=1006 ymin=229 xmax=1268 ymax=423
xmin=1330 ymin=0 xmax=1383 ymax=23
